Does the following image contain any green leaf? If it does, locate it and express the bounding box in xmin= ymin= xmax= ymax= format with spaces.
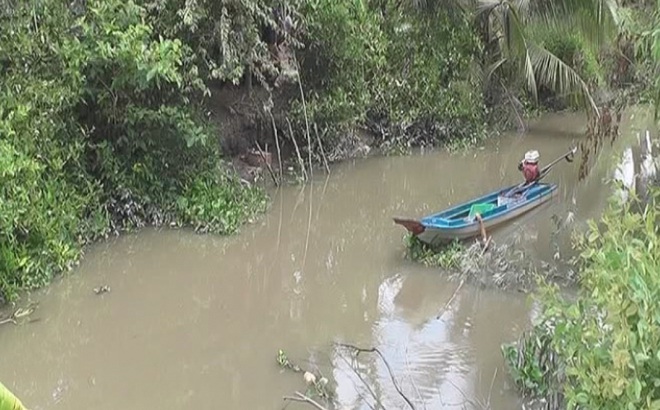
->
xmin=634 ymin=379 xmax=642 ymax=401
xmin=575 ymin=391 xmax=589 ymax=404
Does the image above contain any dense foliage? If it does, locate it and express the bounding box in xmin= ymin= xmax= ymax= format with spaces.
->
xmin=505 ymin=190 xmax=660 ymax=409
xmin=0 ymin=0 xmax=265 ymax=301
xmin=292 ymin=0 xmax=487 ymax=149
xmin=138 ymin=0 xmax=301 ymax=86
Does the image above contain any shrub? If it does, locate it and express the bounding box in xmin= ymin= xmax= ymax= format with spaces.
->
xmin=0 ymin=0 xmax=266 ymax=301
xmin=292 ymin=0 xmax=486 ymax=148
xmin=505 ymin=190 xmax=660 ymax=409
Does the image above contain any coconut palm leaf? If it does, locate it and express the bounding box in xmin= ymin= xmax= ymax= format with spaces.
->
xmin=476 ymin=0 xmax=616 ymax=116
xmin=528 ymin=42 xmax=598 ymax=112
xmin=482 ymin=1 xmax=541 ymax=103
xmin=529 ymin=0 xmax=618 ymax=49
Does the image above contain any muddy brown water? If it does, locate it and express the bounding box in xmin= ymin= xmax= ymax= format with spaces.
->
xmin=0 ymin=111 xmax=654 ymax=410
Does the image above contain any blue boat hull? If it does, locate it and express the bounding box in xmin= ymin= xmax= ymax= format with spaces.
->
xmin=394 ymin=182 xmax=558 ymax=246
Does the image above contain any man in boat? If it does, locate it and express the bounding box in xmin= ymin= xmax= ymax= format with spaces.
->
xmin=518 ymin=150 xmax=540 ymax=184
xmin=500 ymin=149 xmax=541 ymax=200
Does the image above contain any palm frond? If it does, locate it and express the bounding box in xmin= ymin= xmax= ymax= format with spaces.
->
xmin=485 ymin=57 xmax=507 ymax=82
xmin=491 ymin=2 xmax=540 ymax=101
xmin=528 ymin=42 xmax=598 ymax=114
xmin=523 ymin=48 xmax=539 ymax=103
xmin=529 ymin=0 xmax=619 ymax=49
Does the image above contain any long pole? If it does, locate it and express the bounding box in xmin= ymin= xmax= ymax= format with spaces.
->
xmin=538 ymin=146 xmax=578 ymax=180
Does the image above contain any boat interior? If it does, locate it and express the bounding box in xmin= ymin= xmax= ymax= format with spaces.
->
xmin=423 ymin=183 xmax=555 ymax=227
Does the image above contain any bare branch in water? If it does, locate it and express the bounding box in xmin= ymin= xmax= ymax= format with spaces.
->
xmin=334 ymin=343 xmax=416 ymax=410
xmin=283 ymin=391 xmax=328 ymax=410
xmin=436 ymin=279 xmax=464 ymax=320
xmin=335 ymin=349 xmax=382 ymax=409
xmin=447 ymin=367 xmax=500 ymax=409
xmin=486 ymin=367 xmax=498 ymax=408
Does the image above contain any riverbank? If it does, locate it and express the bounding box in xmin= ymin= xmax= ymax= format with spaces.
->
xmin=1 ymin=0 xmax=656 ymax=306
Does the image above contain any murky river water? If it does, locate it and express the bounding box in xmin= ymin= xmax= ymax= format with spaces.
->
xmin=0 ymin=111 xmax=654 ymax=409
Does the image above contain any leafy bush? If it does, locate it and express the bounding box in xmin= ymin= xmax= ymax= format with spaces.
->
xmin=0 ymin=0 xmax=266 ymax=301
xmin=505 ymin=190 xmax=660 ymax=409
xmin=138 ymin=0 xmax=302 ymax=86
xmin=293 ymin=0 xmax=486 ymax=148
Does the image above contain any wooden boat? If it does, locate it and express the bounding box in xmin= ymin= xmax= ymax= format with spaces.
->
xmin=393 ymin=182 xmax=558 ymax=246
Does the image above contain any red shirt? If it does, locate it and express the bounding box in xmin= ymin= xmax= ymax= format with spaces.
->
xmin=522 ymin=162 xmax=540 ymax=183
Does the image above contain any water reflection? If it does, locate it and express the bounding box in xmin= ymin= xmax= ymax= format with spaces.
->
xmin=332 ymin=271 xmax=528 ymax=409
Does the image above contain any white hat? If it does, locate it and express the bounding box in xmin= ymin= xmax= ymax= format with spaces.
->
xmin=524 ymin=150 xmax=539 ymax=163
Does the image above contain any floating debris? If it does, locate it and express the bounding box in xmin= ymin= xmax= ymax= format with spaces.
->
xmin=93 ymin=285 xmax=111 ymax=295
xmin=0 ymin=302 xmax=39 ymax=326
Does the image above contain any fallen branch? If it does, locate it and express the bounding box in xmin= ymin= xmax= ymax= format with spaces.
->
xmin=335 ymin=349 xmax=383 ymax=409
xmin=283 ymin=391 xmax=328 ymax=410
xmin=335 ymin=343 xmax=416 ymax=410
xmin=480 ymin=236 xmax=493 ymax=257
xmin=486 ymin=367 xmax=498 ymax=408
xmin=277 ymin=350 xmax=333 ymax=401
xmin=0 ymin=302 xmax=38 ymax=326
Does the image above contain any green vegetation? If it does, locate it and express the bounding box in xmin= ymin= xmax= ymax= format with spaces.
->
xmin=500 ymin=5 xmax=660 ymax=407
xmin=403 ymin=234 xmax=465 ymax=270
xmin=0 ymin=0 xmax=266 ymax=301
xmin=0 ymin=380 xmax=28 ymax=410
xmin=504 ymin=189 xmax=660 ymax=409
xmin=639 ymin=5 xmax=660 ymax=119
xmin=295 ymin=1 xmax=487 ymax=149
xmin=2 ymin=0 xmax=660 ymax=406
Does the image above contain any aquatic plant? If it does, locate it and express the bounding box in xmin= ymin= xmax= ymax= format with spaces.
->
xmin=0 ymin=381 xmax=28 ymax=410
xmin=402 ymin=234 xmax=465 ymax=270
xmin=276 ymin=349 xmax=333 ymax=404
xmin=502 ymin=321 xmax=565 ymax=408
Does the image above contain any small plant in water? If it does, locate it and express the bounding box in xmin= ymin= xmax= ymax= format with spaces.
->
xmin=276 ymin=349 xmax=333 ymax=402
xmin=403 ymin=233 xmax=464 ymax=269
